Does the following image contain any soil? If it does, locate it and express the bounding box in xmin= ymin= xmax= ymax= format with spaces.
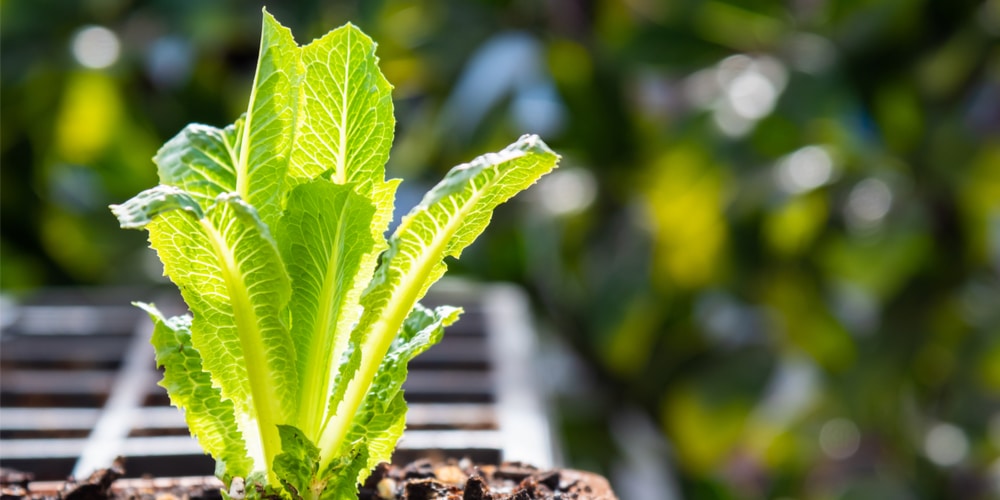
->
xmin=1 ymin=458 xmax=616 ymax=500
xmin=358 ymin=459 xmax=615 ymax=499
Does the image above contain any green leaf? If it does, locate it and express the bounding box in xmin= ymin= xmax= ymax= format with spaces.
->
xmin=348 ymin=393 xmax=406 ymax=483
xmin=236 ymin=9 xmax=301 ymax=227
xmin=317 ymin=135 xmax=558 ymax=466
xmin=137 ymin=302 xmax=254 ymax=477
xmin=318 ymin=443 xmax=369 ymax=500
xmin=290 ymin=23 xmax=394 ymax=195
xmin=274 ymin=425 xmax=321 ymax=500
xmin=288 ymin=22 xmax=399 ymax=300
xmin=154 ymin=122 xmax=240 ymax=201
xmin=375 ymin=134 xmax=559 ymax=306
xmin=340 ymin=304 xmax=461 ymax=480
xmin=151 ymin=10 xmax=303 ymax=229
xmin=110 ymin=185 xmax=203 ymax=229
xmin=276 ymin=180 xmax=378 ymax=439
xmin=144 ymin=193 xmax=296 ymax=476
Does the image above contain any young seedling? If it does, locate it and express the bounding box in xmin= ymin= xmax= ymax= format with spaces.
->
xmin=111 ymin=9 xmax=558 ymax=499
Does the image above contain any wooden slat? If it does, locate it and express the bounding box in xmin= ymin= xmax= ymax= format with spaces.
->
xmin=413 ymin=336 xmax=489 ymax=367
xmin=396 ymin=429 xmax=503 ymax=451
xmin=0 ymin=369 xmax=115 ymax=394
xmin=0 ymin=369 xmax=492 ymax=398
xmin=8 ymin=306 xmax=140 ymax=336
xmin=0 ymin=408 xmax=101 ymax=430
xmin=1 ymin=438 xmax=86 ymax=459
xmin=0 ymin=430 xmax=504 ymax=460
xmin=402 ymin=370 xmax=494 ymax=402
xmin=0 ymin=403 xmax=496 ymax=432
xmin=405 ymin=403 xmax=496 ymax=428
xmin=0 ymin=336 xmax=128 ymax=365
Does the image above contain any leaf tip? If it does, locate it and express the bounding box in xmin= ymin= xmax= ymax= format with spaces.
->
xmin=513 ymin=133 xmax=560 ymax=160
xmin=260 ymin=6 xmax=297 ymax=46
xmin=132 ymin=301 xmax=156 ymax=314
xmin=260 ymin=5 xmax=277 ymax=22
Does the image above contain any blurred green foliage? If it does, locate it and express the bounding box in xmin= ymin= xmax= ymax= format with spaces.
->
xmin=3 ymin=0 xmax=999 ymax=497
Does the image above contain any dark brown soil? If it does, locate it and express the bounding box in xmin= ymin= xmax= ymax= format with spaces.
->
xmin=2 ymin=457 xmax=133 ymax=500
xmin=359 ymin=459 xmax=615 ymax=499
xmin=2 ymin=458 xmax=615 ymax=500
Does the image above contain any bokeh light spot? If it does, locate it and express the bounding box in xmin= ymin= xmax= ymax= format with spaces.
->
xmin=924 ymin=423 xmax=969 ymax=467
xmin=775 ymin=145 xmax=835 ymax=194
xmin=846 ymin=178 xmax=893 ymax=227
xmin=707 ymin=54 xmax=788 ymax=137
xmin=819 ymin=418 xmax=860 ymax=460
xmin=71 ymin=25 xmax=121 ymax=69
xmin=726 ymin=71 xmax=776 ymax=120
xmin=533 ymin=168 xmax=597 ymax=216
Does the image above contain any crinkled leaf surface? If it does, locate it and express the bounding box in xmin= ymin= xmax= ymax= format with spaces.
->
xmin=339 ymin=304 xmax=461 ymax=481
xmin=279 ymin=30 xmax=398 ymax=438
xmin=137 ymin=302 xmax=253 ymax=477
xmin=317 ymin=443 xmax=369 ymax=500
xmin=368 ymin=134 xmax=558 ymax=329
xmin=276 ymin=180 xmax=377 ymax=438
xmin=273 ymin=425 xmax=321 ymax=500
xmin=144 ymin=195 xmax=295 ymax=474
xmin=290 ymin=24 xmax=393 ymax=193
xmin=236 ymin=12 xmax=300 ymax=228
xmin=154 ymin=122 xmax=240 ymax=202
xmin=289 ymin=23 xmax=399 ymax=276
xmin=318 ymin=134 xmax=559 ymax=463
xmin=110 ymin=185 xmax=203 ymax=229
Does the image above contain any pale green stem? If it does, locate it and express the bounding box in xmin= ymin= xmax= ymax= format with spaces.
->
xmin=202 ymin=218 xmax=282 ymax=485
xmin=297 ymin=205 xmax=351 ymax=439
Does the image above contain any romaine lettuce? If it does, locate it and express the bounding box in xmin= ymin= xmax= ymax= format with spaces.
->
xmin=111 ymin=9 xmax=559 ymax=499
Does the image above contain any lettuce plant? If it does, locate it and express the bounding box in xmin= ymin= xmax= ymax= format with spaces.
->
xmin=110 ymin=10 xmax=558 ymax=499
